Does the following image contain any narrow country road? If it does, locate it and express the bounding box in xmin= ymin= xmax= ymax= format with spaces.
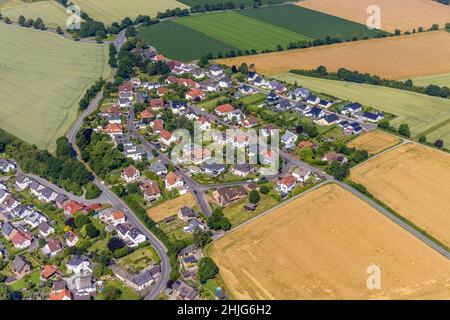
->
xmin=65 ymin=29 xmax=171 ymax=300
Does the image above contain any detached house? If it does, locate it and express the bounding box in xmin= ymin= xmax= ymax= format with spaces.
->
xmin=209 ymin=65 xmax=223 ymax=76
xmin=165 ymin=172 xmax=184 ymax=191
xmin=122 ymin=165 xmax=140 ymax=183
xmin=215 ymin=103 xmax=234 ymax=117
xmin=63 ymin=200 xmax=84 ymax=216
xmin=212 ymin=186 xmax=247 ymax=207
xmin=316 ymin=113 xmax=340 ymax=126
xmin=159 ymin=130 xmax=175 ymax=146
xmin=281 ymin=131 xmax=298 ymax=147
xmin=322 ymin=152 xmax=348 ymax=164
xmin=185 ymin=89 xmax=206 ymax=101
xmin=12 ymin=255 xmax=31 ymax=278
xmin=276 ymin=175 xmax=297 ymax=194
xmin=361 ymin=111 xmax=384 ymax=123
xmin=65 ymin=230 xmax=79 ymax=247
xmin=140 ymin=181 xmax=162 ymax=202
xmin=42 ymin=238 xmax=63 ymax=257
xmin=15 ymin=174 xmax=33 ymax=191
xmin=0 ymin=159 xmax=15 ymax=173
xmin=292 ymin=167 xmax=312 ymax=183
xmin=116 ymin=223 xmax=146 ymax=247
xmin=38 ymin=221 xmax=55 ymax=238
xmin=307 ymin=95 xmax=320 ymax=105
xmin=197 ymin=116 xmax=212 ymax=130
xmin=341 ymin=102 xmax=362 ymax=116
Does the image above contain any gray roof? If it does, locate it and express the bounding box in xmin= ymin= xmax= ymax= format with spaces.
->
xmin=12 ymin=255 xmax=29 ymax=273
xmin=149 ymin=161 xmax=167 ymax=173
xmin=38 ymin=221 xmax=53 ymax=233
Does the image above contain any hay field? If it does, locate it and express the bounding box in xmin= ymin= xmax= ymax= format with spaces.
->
xmin=296 ymin=0 xmax=450 ymax=33
xmin=209 ymin=183 xmax=450 ymax=300
xmin=410 ymin=73 xmax=450 ymax=87
xmin=0 ymin=0 xmax=23 ymax=9
xmin=348 ymin=131 xmax=401 ymax=155
xmin=351 ymin=143 xmax=450 ymax=247
xmin=0 ymin=1 xmax=69 ymax=28
xmin=147 ymin=192 xmax=197 ymax=222
xmin=177 ymin=11 xmax=311 ymax=51
xmin=216 ymin=31 xmax=450 ymax=79
xmin=71 ymin=0 xmax=189 ymax=25
xmin=0 ymin=23 xmax=111 ymax=150
xmin=276 ymin=73 xmax=450 ymax=137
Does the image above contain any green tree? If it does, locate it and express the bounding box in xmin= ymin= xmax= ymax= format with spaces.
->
xmin=85 ymin=223 xmax=100 ymax=238
xmin=198 ymin=257 xmax=219 ymax=283
xmin=398 ymin=123 xmax=411 ymax=138
xmin=102 ymin=286 xmax=122 ymax=300
xmin=85 ymin=182 xmax=102 ymax=199
xmin=192 ymin=230 xmax=212 ymax=248
xmin=0 ymin=283 xmax=11 ymax=300
xmin=327 ymin=161 xmax=350 ymax=181
xmin=74 ymin=214 xmax=90 ymax=229
xmin=259 ymin=185 xmax=270 ymax=194
xmin=249 ymin=190 xmax=260 ymax=204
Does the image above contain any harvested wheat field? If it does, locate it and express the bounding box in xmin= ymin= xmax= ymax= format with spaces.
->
xmin=348 ymin=131 xmax=401 ymax=155
xmin=296 ymin=0 xmax=450 ymax=33
xmin=147 ymin=192 xmax=197 ymax=222
xmin=352 ymin=143 xmax=450 ymax=247
xmin=209 ymin=183 xmax=450 ymax=300
xmin=217 ymin=31 xmax=450 ymax=79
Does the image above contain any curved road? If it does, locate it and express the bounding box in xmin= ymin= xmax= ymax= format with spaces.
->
xmin=65 ymin=29 xmax=171 ymax=300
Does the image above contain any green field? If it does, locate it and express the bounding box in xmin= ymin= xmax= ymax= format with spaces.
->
xmin=239 ymin=4 xmax=387 ymax=39
xmin=177 ymin=11 xmax=312 ymax=50
xmin=0 ymin=1 xmax=70 ymax=28
xmin=238 ymin=92 xmax=266 ymax=105
xmin=410 ymin=73 xmax=450 ymax=87
xmin=98 ymin=280 xmax=141 ymax=300
xmin=276 ymin=73 xmax=450 ymax=138
xmin=178 ymin=0 xmax=289 ymax=6
xmin=0 ymin=23 xmax=111 ymax=150
xmin=137 ymin=20 xmax=237 ymax=61
xmin=72 ymin=0 xmax=188 ymax=25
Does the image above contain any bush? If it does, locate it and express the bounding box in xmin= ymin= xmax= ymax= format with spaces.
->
xmin=198 ymin=257 xmax=219 ymax=283
xmin=85 ymin=223 xmax=100 ymax=238
xmin=107 ymin=237 xmax=125 ymax=252
xmin=249 ymin=190 xmax=260 ymax=204
xmin=435 ymin=140 xmax=444 ymax=148
xmin=85 ymin=182 xmax=102 ymax=200
xmin=259 ymin=185 xmax=270 ymax=194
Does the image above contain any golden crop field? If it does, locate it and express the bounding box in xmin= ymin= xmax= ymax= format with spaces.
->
xmin=147 ymin=192 xmax=197 ymax=222
xmin=216 ymin=31 xmax=450 ymax=79
xmin=348 ymin=130 xmax=402 ymax=155
xmin=351 ymin=143 xmax=450 ymax=247
xmin=296 ymin=0 xmax=450 ymax=33
xmin=209 ymin=183 xmax=450 ymax=300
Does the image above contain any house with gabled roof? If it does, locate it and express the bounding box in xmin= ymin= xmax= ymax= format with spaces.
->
xmin=165 ymin=172 xmax=184 ymax=191
xmin=121 ymin=165 xmax=140 ymax=183
xmin=276 ymin=175 xmax=297 ymax=194
xmin=12 ymin=255 xmax=31 ymax=278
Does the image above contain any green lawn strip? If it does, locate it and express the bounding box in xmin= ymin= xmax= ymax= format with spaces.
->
xmin=238 ymin=4 xmax=387 ymax=39
xmin=197 ymin=95 xmax=227 ymax=112
xmin=137 ymin=21 xmax=238 ymax=61
xmin=418 ymin=117 xmax=450 ymax=137
xmin=177 ymin=11 xmax=311 ymax=51
xmin=238 ymin=92 xmax=267 ymax=105
xmin=97 ymin=279 xmax=141 ymax=300
xmin=345 ymin=180 xmax=450 ymax=253
xmin=10 ymin=270 xmax=41 ymax=291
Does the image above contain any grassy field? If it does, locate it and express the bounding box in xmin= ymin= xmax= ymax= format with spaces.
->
xmin=0 ymin=0 xmax=23 ymax=9
xmin=197 ymin=96 xmax=227 ymax=112
xmin=217 ymin=31 xmax=450 ymax=79
xmin=147 ymin=192 xmax=197 ymax=222
xmin=0 ymin=23 xmax=111 ymax=150
xmin=116 ymin=246 xmax=160 ymax=274
xmin=410 ymin=73 xmax=450 ymax=87
xmin=296 ymin=0 xmax=450 ymax=33
xmin=177 ymin=11 xmax=312 ymax=50
xmin=137 ymin=20 xmax=237 ymax=61
xmin=209 ymin=183 xmax=450 ymax=299
xmin=348 ymin=130 xmax=402 ymax=155
xmin=239 ymin=4 xmax=386 ymax=39
xmin=98 ymin=279 xmax=141 ymax=300
xmin=276 ymin=73 xmax=450 ymax=137
xmin=72 ymin=0 xmax=188 ymax=25
xmin=178 ymin=0 xmax=289 ymax=6
xmin=0 ymin=1 xmax=70 ymax=28
xmin=426 ymin=122 xmax=450 ymax=144
xmin=351 ymin=143 xmax=450 ymax=247
xmin=238 ymin=92 xmax=266 ymax=105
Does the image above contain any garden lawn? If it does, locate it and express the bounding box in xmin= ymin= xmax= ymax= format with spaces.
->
xmin=10 ymin=270 xmax=41 ymax=291
xmin=0 ymin=23 xmax=110 ymax=151
xmin=98 ymin=280 xmax=141 ymax=300
xmin=137 ymin=21 xmax=237 ymax=61
xmin=177 ymin=11 xmax=312 ymax=51
xmin=238 ymin=92 xmax=266 ymax=105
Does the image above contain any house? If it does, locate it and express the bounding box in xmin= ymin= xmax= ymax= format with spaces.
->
xmin=185 ymin=110 xmax=199 ymax=121
xmin=292 ymin=167 xmax=312 ymax=183
xmin=247 ymin=71 xmax=258 ymax=81
xmin=276 ymin=175 xmax=297 ymax=194
xmin=344 ymin=122 xmax=363 ymax=135
xmin=110 ymin=211 xmax=126 ymax=226
xmin=10 ymin=204 xmax=33 ymax=219
xmin=231 ymin=164 xmax=253 ymax=177
xmin=149 ymin=161 xmax=167 ymax=176
xmin=157 ymin=87 xmax=169 ymax=97
xmin=361 ymin=111 xmax=384 ymax=123
xmin=65 ymin=230 xmax=79 ymax=247
xmin=170 ymin=101 xmax=187 ymax=114
xmin=307 ymin=95 xmax=320 ymax=105
xmin=63 ymin=200 xmax=85 ymax=215
xmin=233 ymin=134 xmax=249 ymax=149
xmin=191 ymin=146 xmax=211 ymax=165
xmin=341 ymin=102 xmax=362 ymax=116
xmin=260 ymin=125 xmax=278 ymax=137
xmin=66 ymin=256 xmax=93 ymax=274
xmin=201 ymin=80 xmax=220 ymax=92
xmin=192 ymin=69 xmax=205 ymax=79
xmin=38 ymin=221 xmax=55 ymax=238
xmin=322 ymin=152 xmax=348 ymax=164
xmin=281 ymin=131 xmax=298 ymax=147
xmin=319 ymin=99 xmax=332 ymax=108
xmin=37 ymin=187 xmax=58 ymax=203
xmin=209 ymin=65 xmax=223 ymax=76
xmin=0 ymin=158 xmax=15 ymax=173
xmin=121 ymin=165 xmax=140 ymax=183
xmin=107 ymin=113 xmax=122 ymax=124
xmin=295 ymin=102 xmax=311 ymax=115
xmin=49 ymin=281 xmax=72 ymax=300
xmin=165 ymin=172 xmax=184 ymax=191
xmin=143 ymin=81 xmax=161 ymax=90
xmin=242 ymin=116 xmax=258 ymax=128
xmin=11 ymin=232 xmax=31 ymax=249
xmin=260 ymin=149 xmax=278 ymax=165
xmin=212 ymin=186 xmax=247 ymax=207
xmin=219 ymin=77 xmax=232 ymax=88
xmin=298 ymin=140 xmax=315 ymax=149
xmin=316 ymin=113 xmax=340 ymax=126
xmin=116 ymin=223 xmax=146 ymax=247
xmin=2 ymin=222 xmax=15 ymax=239
xmin=178 ymin=206 xmax=198 ymax=221
xmin=111 ymin=265 xmax=157 ymax=292
xmin=118 ymin=98 xmax=132 ymax=108
xmin=42 ymin=238 xmax=63 ymax=257
xmin=197 ymin=116 xmax=212 ymax=130
xmin=185 ymin=89 xmax=206 ymax=101
xmin=203 ymin=163 xmax=226 ymax=177
xmin=67 ymin=273 xmax=96 ymax=299
xmin=130 ymin=77 xmax=142 ymax=88
xmin=139 ymin=109 xmax=154 ymax=123
xmin=12 ymin=255 xmax=31 ymax=278
xmin=55 ymin=194 xmax=68 ymax=209
xmin=104 ymin=123 xmax=123 ymax=137
xmin=293 ymin=87 xmax=310 ymax=99
xmin=24 ymin=211 xmax=47 ymax=229
xmin=159 ymin=130 xmax=175 ymax=146
xmin=178 ymin=78 xmax=199 ymax=90
xmin=306 ymin=106 xmax=325 ymax=118
xmin=171 ymin=280 xmax=200 ymax=300
xmin=15 ymin=173 xmax=33 ymax=190
xmin=228 ymin=109 xmax=244 ymax=123
xmin=239 ymin=84 xmax=254 ymax=95
xmin=140 ymin=180 xmax=162 ymax=202
xmin=41 ymin=264 xmax=58 ymax=281
xmin=149 ymin=98 xmax=165 ymax=110
xmin=150 ymin=119 xmax=164 ymax=133
xmin=215 ymin=103 xmax=234 ymax=117
xmin=253 ymin=76 xmax=268 ymax=87
xmin=183 ymin=218 xmax=206 ymax=234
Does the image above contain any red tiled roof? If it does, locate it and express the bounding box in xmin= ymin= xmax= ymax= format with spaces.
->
xmin=166 ymin=172 xmax=181 ymax=185
xmin=151 ymin=119 xmax=164 ymax=131
xmin=41 ymin=265 xmax=57 ymax=279
xmin=123 ymin=165 xmax=138 ymax=178
xmin=63 ymin=200 xmax=85 ymax=215
xmin=140 ymin=109 xmax=154 ymax=119
xmin=279 ymin=175 xmax=296 ymax=187
xmin=105 ymin=123 xmax=123 ymax=133
xmin=298 ymin=141 xmax=314 ymax=148
xmin=215 ymin=104 xmax=234 ymax=113
xmin=160 ymin=130 xmax=172 ymax=141
xmin=118 ymin=83 xmax=133 ymax=92
xmin=186 ymin=89 xmax=205 ymax=98
xmin=85 ymin=203 xmax=102 ymax=212
xmin=150 ymin=99 xmax=164 ymax=108
xmin=49 ymin=288 xmax=71 ymax=301
xmin=112 ymin=211 xmax=125 ymax=221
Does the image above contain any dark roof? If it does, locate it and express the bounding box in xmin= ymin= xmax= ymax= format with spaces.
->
xmin=180 ymin=206 xmax=196 ymax=218
xmin=324 ymin=114 xmax=339 ymax=123
xmin=344 ymin=102 xmax=362 ymax=110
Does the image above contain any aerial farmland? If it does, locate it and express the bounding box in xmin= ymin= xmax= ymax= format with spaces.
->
xmin=347 ymin=130 xmax=402 ymax=155
xmin=0 ymin=23 xmax=110 ymax=150
xmin=209 ymin=184 xmax=450 ymax=300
